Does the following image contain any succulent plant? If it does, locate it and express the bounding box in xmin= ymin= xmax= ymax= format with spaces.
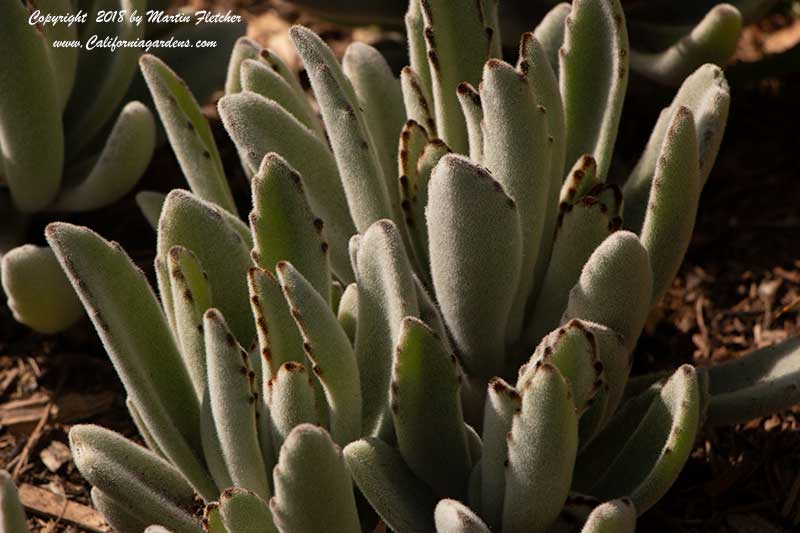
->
xmin=0 ymin=470 xmax=28 ymax=532
xmin=285 ymin=0 xmax=770 ymax=86
xmin=0 ymin=0 xmax=244 ymax=333
xmin=6 ymin=0 xmax=799 ymax=531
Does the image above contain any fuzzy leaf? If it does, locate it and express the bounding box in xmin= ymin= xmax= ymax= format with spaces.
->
xmin=0 ymin=470 xmax=28 ymax=533
xmin=126 ymin=398 xmax=165 ymax=458
xmin=353 ymin=220 xmax=420 ymax=435
xmin=409 ymin=139 xmax=450 ymax=270
xmin=53 ymin=101 xmax=155 ymax=212
xmin=136 ymin=191 xmax=167 ymax=230
xmin=580 ymin=498 xmax=636 ymax=533
xmin=401 ymin=67 xmax=437 ymax=137
xmin=482 ymin=58 xmax=552 ymax=342
xmin=157 ymin=190 xmax=253 ymax=345
xmin=392 ymin=317 xmax=471 ymax=498
xmin=267 ymin=362 xmax=318 ymax=451
xmin=533 ymin=3 xmax=571 ymax=76
xmin=204 ymin=309 xmax=270 ymax=499
xmin=525 ymin=198 xmax=617 ymax=348
xmin=405 ymin=0 xmax=433 ymax=105
xmin=140 ymin=54 xmax=236 ymax=215
xmin=639 ymin=106 xmax=701 ymax=305
xmin=560 ymin=0 xmax=629 ymax=180
xmin=343 ymin=41 xmax=407 ymax=216
xmin=707 ymin=337 xmax=800 ymax=426
xmin=1 ymin=245 xmax=84 ymax=333
xmin=518 ymin=32 xmax=568 ymax=299
xmin=0 ymin=0 xmax=64 ymax=212
xmin=167 ymin=246 xmax=212 ymax=401
xmin=503 ymin=363 xmax=578 ymax=532
xmin=344 ymin=438 xmax=437 ymax=532
xmin=224 ymin=37 xmax=261 ymax=95
xmin=398 ymin=121 xmax=432 ymax=268
xmin=455 ymin=83 xmax=483 ymax=163
xmin=337 ymin=283 xmax=359 ymax=343
xmin=427 ymin=155 xmax=522 ymax=379
xmin=577 ymin=365 xmax=700 ymax=514
xmin=290 ymin=26 xmax=394 ymax=232
xmin=419 ymin=0 xmax=491 ymax=153
xmin=559 ymin=155 xmax=599 ymax=205
xmin=277 ymin=262 xmax=362 ymax=444
xmin=46 ymin=223 xmax=214 ymax=499
xmin=218 ymin=91 xmax=355 ymax=282
xmin=630 ymin=5 xmax=741 ymax=86
xmin=219 ymin=488 xmax=277 ymax=533
xmin=92 ymin=487 xmax=152 ymax=533
xmin=248 ymin=268 xmax=305 ymax=383
xmin=270 ymin=424 xmax=360 ymax=533
xmin=70 ymin=425 xmax=200 ymax=532
xmin=240 ymin=58 xmax=323 ymax=137
xmin=435 ymin=499 xmax=491 ymax=532
xmin=623 ymin=63 xmax=730 ymax=231
xmin=562 ymin=231 xmax=652 ymax=353
xmin=250 ymin=153 xmax=331 ymax=303
xmin=480 ymin=378 xmax=521 ymax=530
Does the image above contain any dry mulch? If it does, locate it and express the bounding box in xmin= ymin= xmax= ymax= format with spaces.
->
xmin=2 ymin=2 xmax=799 ymax=531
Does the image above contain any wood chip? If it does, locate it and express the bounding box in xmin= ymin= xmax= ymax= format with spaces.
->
xmin=40 ymin=441 xmax=71 ymax=473
xmin=18 ymin=484 xmax=108 ymax=532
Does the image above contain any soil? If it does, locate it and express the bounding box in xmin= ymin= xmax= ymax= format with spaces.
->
xmin=1 ymin=1 xmax=799 ymax=531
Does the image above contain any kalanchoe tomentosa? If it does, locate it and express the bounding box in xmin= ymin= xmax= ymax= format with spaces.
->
xmin=7 ymin=0 xmax=799 ymax=532
xmin=0 ymin=0 xmax=244 ymax=333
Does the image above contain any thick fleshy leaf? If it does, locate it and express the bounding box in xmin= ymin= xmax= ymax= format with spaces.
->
xmin=409 ymin=139 xmax=450 ymax=269
xmin=248 ymin=268 xmax=305 ymax=383
xmin=456 ymin=83 xmax=483 ymax=163
xmin=290 ymin=26 xmax=394 ymax=232
xmin=224 ymin=37 xmax=261 ymax=95
xmin=46 ymin=223 xmax=214 ymax=499
xmin=344 ymin=438 xmax=437 ymax=532
xmin=240 ymin=58 xmax=323 ymax=137
xmin=218 ymin=91 xmax=355 ymax=282
xmin=53 ymin=101 xmax=155 ymax=212
xmin=127 ymin=398 xmax=165 ymax=459
xmin=435 ymin=499 xmax=491 ymax=533
xmin=92 ymin=487 xmax=152 ymax=533
xmin=204 ymin=309 xmax=270 ymax=500
xmin=533 ymin=3 xmax=571 ymax=76
xmin=354 ymin=220 xmax=419 ymax=435
xmin=140 ymin=55 xmax=236 ymax=215
xmin=525 ymin=198 xmax=617 ymax=349
xmin=219 ymin=487 xmax=278 ymax=533
xmin=562 ymin=231 xmax=652 ymax=353
xmin=0 ymin=0 xmax=63 ymax=212
xmin=69 ymin=425 xmax=200 ymax=532
xmin=482 ymin=58 xmax=552 ymax=343
xmin=517 ymin=32 xmax=568 ymax=299
xmin=480 ymin=378 xmax=521 ymax=530
xmin=267 ymin=362 xmax=318 ymax=451
xmin=401 ymin=67 xmax=437 ymax=137
xmin=270 ymin=425 xmax=360 ymax=533
xmin=343 ymin=42 xmax=406 ymax=214
xmin=623 ymin=63 xmax=730 ymax=231
xmin=277 ymin=261 xmax=362 ymax=445
xmin=560 ymin=0 xmax=629 ymax=180
xmin=580 ymin=498 xmax=636 ymax=533
xmin=503 ymin=363 xmax=578 ymax=532
xmin=392 ymin=317 xmax=471 ymax=498
xmin=427 ymin=155 xmax=522 ymax=379
xmin=250 ymin=153 xmax=331 ymax=303
xmin=136 ymin=191 xmax=166 ymax=230
xmin=630 ymin=5 xmax=741 ymax=86
xmin=559 ymin=155 xmax=598 ymax=205
xmin=707 ymin=337 xmax=800 ymax=426
xmin=419 ymin=0 xmax=491 ymax=153
xmin=398 ymin=120 xmax=432 ymax=268
xmin=337 ymin=283 xmax=359 ymax=342
xmin=575 ymin=365 xmax=700 ymax=514
xmin=157 ymin=190 xmax=253 ymax=345
xmin=0 ymin=470 xmax=27 ymax=533
xmin=405 ymin=0 xmax=433 ymax=105
xmin=639 ymin=107 xmax=701 ymax=305
xmin=1 ymin=245 xmax=84 ymax=333
xmin=167 ymin=246 xmax=212 ymax=400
